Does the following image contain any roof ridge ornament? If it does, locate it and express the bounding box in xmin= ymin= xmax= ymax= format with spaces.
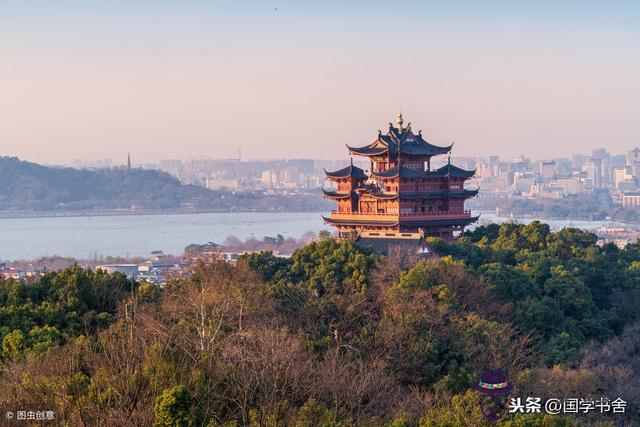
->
xmin=396 ymin=112 xmax=404 ymax=131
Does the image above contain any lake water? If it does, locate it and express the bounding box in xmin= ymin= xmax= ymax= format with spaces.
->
xmin=476 ymin=212 xmax=636 ymax=232
xmin=0 ymin=212 xmax=329 ymax=260
xmin=0 ymin=211 xmax=634 ymax=260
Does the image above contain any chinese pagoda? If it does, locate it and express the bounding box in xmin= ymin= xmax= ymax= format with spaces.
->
xmin=323 ymin=113 xmax=478 ymax=241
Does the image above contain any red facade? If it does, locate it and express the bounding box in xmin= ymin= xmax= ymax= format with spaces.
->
xmin=323 ymin=114 xmax=478 ymax=240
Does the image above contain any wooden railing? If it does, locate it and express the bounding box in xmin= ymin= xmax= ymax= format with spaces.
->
xmin=330 ymin=210 xmax=472 ymax=221
xmin=330 ymin=212 xmax=396 ymax=221
xmin=398 ymin=210 xmax=472 ymax=217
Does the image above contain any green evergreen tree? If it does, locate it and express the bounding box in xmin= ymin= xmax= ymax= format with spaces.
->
xmin=154 ymin=385 xmax=192 ymax=427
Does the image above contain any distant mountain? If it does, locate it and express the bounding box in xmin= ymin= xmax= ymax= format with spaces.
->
xmin=0 ymin=157 xmax=329 ymax=212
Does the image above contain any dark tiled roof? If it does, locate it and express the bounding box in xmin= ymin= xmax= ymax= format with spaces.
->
xmin=399 ymin=137 xmax=452 ymax=156
xmin=366 ymin=188 xmax=479 ymax=200
xmin=450 ymin=188 xmax=479 ymax=198
xmin=355 ymin=236 xmax=436 ymax=256
xmin=428 ymin=164 xmax=476 ymax=178
xmin=371 ymin=165 xmax=424 ymax=179
xmin=379 ymin=134 xmax=394 ymax=145
xmin=324 ymin=164 xmax=367 ymax=179
xmin=396 ymin=191 xmax=444 ymax=199
xmin=322 ymin=189 xmax=351 ymax=198
xmin=347 ymin=145 xmax=388 ymax=156
xmin=372 ymin=164 xmax=476 ymax=180
xmin=347 ymin=126 xmax=452 ymax=158
xmin=369 ymin=191 xmax=399 ymax=200
xmin=354 ymin=182 xmax=378 ymax=192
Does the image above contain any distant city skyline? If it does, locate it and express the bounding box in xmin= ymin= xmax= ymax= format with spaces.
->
xmin=47 ymin=144 xmax=640 ymax=168
xmin=1 ymin=1 xmax=639 ymax=163
xmin=4 ymin=140 xmax=640 ymax=198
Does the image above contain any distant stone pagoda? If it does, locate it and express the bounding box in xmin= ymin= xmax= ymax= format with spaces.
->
xmin=322 ymin=113 xmax=479 ymax=241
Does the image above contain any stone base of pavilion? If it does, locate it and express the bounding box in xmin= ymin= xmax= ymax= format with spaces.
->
xmin=349 ymin=229 xmax=438 ymax=257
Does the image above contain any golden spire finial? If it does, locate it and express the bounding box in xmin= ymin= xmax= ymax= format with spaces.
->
xmin=396 ymin=112 xmax=404 ymax=131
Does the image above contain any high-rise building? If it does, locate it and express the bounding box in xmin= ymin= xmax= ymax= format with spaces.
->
xmin=540 ymin=161 xmax=556 ymax=182
xmin=488 ymin=155 xmax=500 ymax=169
xmin=555 ymin=158 xmax=573 ymax=177
xmin=556 ymin=177 xmax=582 ymax=195
xmin=591 ymin=148 xmax=612 ymax=187
xmin=585 ymin=158 xmax=603 ymax=189
xmin=572 ymin=154 xmax=586 ymax=171
xmin=614 ymin=166 xmax=633 ymax=188
xmin=511 ymin=155 xmax=530 ymax=172
xmin=628 ymin=147 xmax=640 ymax=175
xmin=622 ymin=192 xmax=640 ymax=207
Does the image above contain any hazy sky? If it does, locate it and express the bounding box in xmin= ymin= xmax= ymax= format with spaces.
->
xmin=1 ymin=0 xmax=639 ymax=164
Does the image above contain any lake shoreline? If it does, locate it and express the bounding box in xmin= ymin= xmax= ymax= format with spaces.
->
xmin=0 ymin=208 xmax=325 ymax=220
xmin=1 ymin=211 xmax=637 ymax=261
xmin=3 ymin=208 xmax=638 ymax=228
xmin=0 ymin=212 xmax=330 ymax=260
xmin=477 ymin=211 xmax=640 ymax=231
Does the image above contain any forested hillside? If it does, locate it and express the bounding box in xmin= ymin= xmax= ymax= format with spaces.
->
xmin=0 ymin=156 xmax=328 ymax=212
xmin=0 ymin=222 xmax=637 ymax=426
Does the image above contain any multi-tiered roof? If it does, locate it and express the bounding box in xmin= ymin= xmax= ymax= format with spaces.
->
xmin=323 ymin=113 xmax=478 ymax=240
